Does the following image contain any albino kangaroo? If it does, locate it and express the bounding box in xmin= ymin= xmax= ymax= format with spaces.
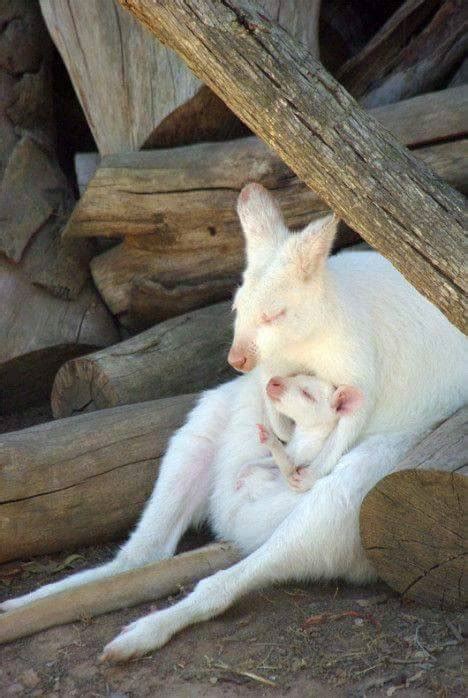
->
xmin=2 ymin=184 xmax=466 ymax=664
xmin=252 ymin=374 xmax=364 ymax=491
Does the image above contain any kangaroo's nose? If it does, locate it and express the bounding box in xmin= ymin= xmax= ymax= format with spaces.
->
xmin=228 ymin=347 xmax=248 ymax=372
xmin=266 ymin=377 xmax=285 ymax=400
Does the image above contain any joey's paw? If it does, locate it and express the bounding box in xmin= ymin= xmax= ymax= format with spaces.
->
xmin=99 ymin=614 xmax=173 ymax=663
xmin=287 ymin=467 xmax=316 ymax=493
xmin=256 ymin=423 xmax=270 ymax=444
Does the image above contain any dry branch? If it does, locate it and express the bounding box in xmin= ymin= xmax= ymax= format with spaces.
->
xmin=360 ymin=407 xmax=467 ymax=609
xmin=51 ymin=302 xmax=233 ymax=418
xmin=118 ymin=0 xmax=466 ymax=332
xmin=0 ymin=395 xmax=196 ymax=562
xmin=0 ymin=543 xmax=241 ymax=645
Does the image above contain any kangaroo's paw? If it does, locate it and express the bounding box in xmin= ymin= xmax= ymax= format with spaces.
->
xmin=99 ymin=612 xmax=175 ymax=663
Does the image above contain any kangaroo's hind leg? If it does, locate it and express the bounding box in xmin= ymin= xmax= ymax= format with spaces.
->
xmin=0 ymin=381 xmax=237 ymax=612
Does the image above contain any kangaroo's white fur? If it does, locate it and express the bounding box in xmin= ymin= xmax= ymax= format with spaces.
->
xmin=251 ymin=374 xmax=364 ymax=491
xmin=2 ymin=184 xmax=466 ymax=664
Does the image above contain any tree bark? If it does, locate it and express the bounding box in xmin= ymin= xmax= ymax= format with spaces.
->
xmin=0 ymin=394 xmax=196 ymax=563
xmin=360 ymin=407 xmax=467 ymax=610
xmin=39 ymin=0 xmax=321 ymax=154
xmin=0 ymin=257 xmax=118 ymax=415
xmin=51 ymin=302 xmax=233 ymax=418
xmin=65 ymin=85 xmax=468 ymax=240
xmin=0 ymin=543 xmax=241 ymax=645
xmin=0 ymin=1 xmax=93 ymax=298
xmin=117 ymin=0 xmax=466 ymax=332
xmin=361 ymin=1 xmax=467 ymax=108
xmin=338 ymin=0 xmax=443 ymax=99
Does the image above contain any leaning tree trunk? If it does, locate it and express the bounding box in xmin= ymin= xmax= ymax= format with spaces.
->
xmin=0 ymin=394 xmax=196 ymax=563
xmin=118 ymin=0 xmax=465 ymax=332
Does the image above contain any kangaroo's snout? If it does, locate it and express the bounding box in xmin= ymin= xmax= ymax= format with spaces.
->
xmin=228 ymin=346 xmax=256 ymax=373
xmin=266 ymin=377 xmax=285 ymax=400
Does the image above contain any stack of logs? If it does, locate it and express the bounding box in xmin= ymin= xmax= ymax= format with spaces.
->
xmin=0 ymin=0 xmax=466 ymax=616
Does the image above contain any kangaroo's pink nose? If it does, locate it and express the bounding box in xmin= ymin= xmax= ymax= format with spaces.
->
xmin=266 ymin=377 xmax=285 ymax=400
xmin=228 ymin=347 xmax=248 ymax=372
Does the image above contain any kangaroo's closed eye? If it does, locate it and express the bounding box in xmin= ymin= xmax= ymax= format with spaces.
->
xmin=260 ymin=308 xmax=287 ymax=325
xmin=301 ymin=388 xmax=315 ymax=401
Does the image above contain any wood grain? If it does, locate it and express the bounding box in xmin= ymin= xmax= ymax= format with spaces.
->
xmin=0 ymin=394 xmax=196 ymax=562
xmin=0 ymin=254 xmax=118 ymax=414
xmin=117 ymin=0 xmax=466 ymax=332
xmin=51 ymin=302 xmax=234 ymax=418
xmin=360 ymin=407 xmax=467 ymax=609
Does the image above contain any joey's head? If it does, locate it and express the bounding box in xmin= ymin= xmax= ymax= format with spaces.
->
xmin=266 ymin=375 xmax=364 ymax=430
xmin=228 ymin=183 xmax=339 ymax=372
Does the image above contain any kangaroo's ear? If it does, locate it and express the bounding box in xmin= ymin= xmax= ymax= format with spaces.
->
xmin=286 ymin=214 xmax=339 ymax=281
xmin=331 ymin=385 xmax=364 ymax=415
xmin=237 ymin=183 xmax=289 ymax=271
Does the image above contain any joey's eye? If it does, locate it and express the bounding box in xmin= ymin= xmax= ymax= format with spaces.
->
xmin=259 ymin=308 xmax=286 ymax=325
xmin=301 ymin=388 xmax=315 ymax=401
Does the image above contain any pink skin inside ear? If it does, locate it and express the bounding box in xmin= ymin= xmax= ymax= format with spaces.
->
xmin=266 ymin=377 xmax=285 ymax=401
xmin=331 ymin=386 xmax=364 ymax=415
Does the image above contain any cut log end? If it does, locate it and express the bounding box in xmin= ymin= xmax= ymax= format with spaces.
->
xmin=51 ymin=357 xmax=119 ymax=418
xmin=360 ymin=469 xmax=466 ymax=610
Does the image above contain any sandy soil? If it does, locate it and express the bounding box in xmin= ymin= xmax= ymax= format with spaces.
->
xmin=0 ymin=407 xmax=464 ymax=697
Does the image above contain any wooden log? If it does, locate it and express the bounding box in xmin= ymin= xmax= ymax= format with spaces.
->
xmin=51 ymin=302 xmax=233 ymax=419
xmin=0 ymin=543 xmax=241 ymax=645
xmin=319 ymin=0 xmax=404 ymax=73
xmin=337 ymin=0 xmax=444 ymax=99
xmin=88 ymin=138 xmax=466 ymax=328
xmin=360 ymin=407 xmax=467 ymax=609
xmin=39 ymin=0 xmax=321 ymax=154
xmin=0 ymin=2 xmax=93 ymax=298
xmin=117 ymin=0 xmax=465 ymax=331
xmin=361 ymin=1 xmax=468 ymax=108
xmin=65 ymin=86 xmax=468 ymax=240
xmin=0 ymin=394 xmax=196 ymax=563
xmin=417 ymin=140 xmax=467 ymax=195
xmin=65 ymin=86 xmax=466 ymax=328
xmin=0 ymin=254 xmax=118 ymax=414
xmin=128 ymin=274 xmax=239 ymax=331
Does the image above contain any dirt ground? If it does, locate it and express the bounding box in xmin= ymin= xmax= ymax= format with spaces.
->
xmin=0 ymin=408 xmax=464 ymax=697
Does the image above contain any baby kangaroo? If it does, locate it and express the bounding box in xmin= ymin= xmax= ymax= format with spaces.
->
xmin=258 ymin=375 xmax=363 ymax=491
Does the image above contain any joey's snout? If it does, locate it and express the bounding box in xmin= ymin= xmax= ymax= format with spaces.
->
xmin=266 ymin=377 xmax=285 ymax=401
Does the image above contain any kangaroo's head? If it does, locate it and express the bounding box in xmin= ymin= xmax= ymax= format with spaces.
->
xmin=228 ymin=183 xmax=338 ymax=372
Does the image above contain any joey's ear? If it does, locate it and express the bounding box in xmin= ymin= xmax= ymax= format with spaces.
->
xmin=237 ymin=183 xmax=289 ymax=269
xmin=286 ymin=213 xmax=339 ymax=280
xmin=331 ymin=385 xmax=364 ymax=416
